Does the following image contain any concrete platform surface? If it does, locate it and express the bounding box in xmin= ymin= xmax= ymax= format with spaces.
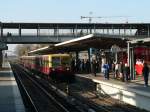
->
xmin=0 ymin=62 xmax=25 ymax=112
xmin=76 ymin=73 xmax=150 ymax=111
xmin=77 ymin=73 xmax=150 ymax=94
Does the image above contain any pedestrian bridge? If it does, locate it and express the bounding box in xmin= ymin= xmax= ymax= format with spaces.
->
xmin=1 ymin=34 xmax=147 ymax=44
xmin=0 ymin=22 xmax=150 ymax=44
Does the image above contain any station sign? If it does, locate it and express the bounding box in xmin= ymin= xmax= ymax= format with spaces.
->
xmin=0 ymin=42 xmax=8 ymax=50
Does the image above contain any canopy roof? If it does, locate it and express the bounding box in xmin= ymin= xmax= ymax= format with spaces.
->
xmin=28 ymin=34 xmax=128 ymax=55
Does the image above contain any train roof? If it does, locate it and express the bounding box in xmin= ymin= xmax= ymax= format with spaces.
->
xmin=49 ymin=54 xmax=70 ymax=56
xmin=21 ymin=53 xmax=70 ymax=58
xmin=20 ymin=55 xmax=36 ymax=58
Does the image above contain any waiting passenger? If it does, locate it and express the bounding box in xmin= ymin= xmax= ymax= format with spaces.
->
xmin=103 ymin=62 xmax=110 ymax=80
xmin=118 ymin=62 xmax=124 ymax=81
xmin=86 ymin=59 xmax=90 ymax=74
xmin=76 ymin=59 xmax=81 ymax=73
xmin=80 ymin=59 xmax=84 ymax=73
xmin=112 ymin=61 xmax=116 ymax=79
xmin=142 ymin=63 xmax=149 ymax=87
xmin=81 ymin=59 xmax=85 ymax=73
xmin=71 ymin=59 xmax=75 ymax=72
xmin=92 ymin=59 xmax=97 ymax=76
xmin=7 ymin=32 xmax=12 ymax=37
xmin=95 ymin=60 xmax=99 ymax=73
xmin=123 ymin=63 xmax=130 ymax=81
xmin=115 ymin=62 xmax=119 ymax=79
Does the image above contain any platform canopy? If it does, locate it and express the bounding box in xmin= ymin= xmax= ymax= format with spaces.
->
xmin=28 ymin=33 xmax=128 ymax=55
xmin=128 ymin=37 xmax=150 ymax=47
xmin=54 ymin=33 xmax=128 ymax=51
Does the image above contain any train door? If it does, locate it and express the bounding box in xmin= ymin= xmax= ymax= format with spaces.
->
xmin=35 ymin=56 xmax=40 ymax=71
xmin=42 ymin=56 xmax=45 ymax=74
xmin=45 ymin=56 xmax=49 ymax=74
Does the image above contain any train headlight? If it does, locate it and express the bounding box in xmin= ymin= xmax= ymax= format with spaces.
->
xmin=66 ymin=67 xmax=70 ymax=71
xmin=52 ymin=68 xmax=55 ymax=71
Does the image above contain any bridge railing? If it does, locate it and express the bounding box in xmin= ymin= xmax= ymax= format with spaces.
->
xmin=1 ymin=28 xmax=138 ymax=37
xmin=2 ymin=32 xmax=149 ymax=38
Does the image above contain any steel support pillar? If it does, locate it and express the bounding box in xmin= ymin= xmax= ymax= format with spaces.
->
xmin=112 ymin=26 xmax=114 ymax=34
xmin=0 ymin=24 xmax=1 ymax=37
xmin=57 ymin=25 xmax=59 ymax=40
xmin=148 ymin=25 xmax=150 ymax=37
xmin=129 ymin=47 xmax=135 ymax=80
xmin=37 ymin=29 xmax=39 ymax=37
xmin=130 ymin=26 xmax=132 ymax=35
xmin=88 ymin=48 xmax=93 ymax=72
xmin=124 ymin=28 xmax=126 ymax=35
xmin=107 ymin=29 xmax=109 ymax=34
xmin=37 ymin=24 xmax=40 ymax=37
xmin=75 ymin=25 xmax=77 ymax=37
xmin=0 ymin=50 xmax=3 ymax=68
xmin=103 ymin=29 xmax=104 ymax=34
xmin=129 ymin=47 xmax=132 ymax=80
xmin=128 ymin=42 xmax=132 ymax=79
xmin=132 ymin=48 xmax=135 ymax=80
xmin=54 ymin=28 xmax=57 ymax=36
xmin=94 ymin=24 xmax=96 ymax=33
xmin=1 ymin=27 xmax=3 ymax=37
xmin=72 ymin=29 xmax=75 ymax=36
xmin=19 ymin=25 xmax=21 ymax=37
xmin=115 ymin=52 xmax=118 ymax=63
xmin=90 ymin=28 xmax=92 ymax=34
xmin=127 ymin=42 xmax=130 ymax=66
xmin=127 ymin=42 xmax=136 ymax=80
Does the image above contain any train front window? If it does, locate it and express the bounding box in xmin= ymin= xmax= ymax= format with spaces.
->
xmin=61 ymin=57 xmax=70 ymax=66
xmin=52 ymin=57 xmax=61 ymax=67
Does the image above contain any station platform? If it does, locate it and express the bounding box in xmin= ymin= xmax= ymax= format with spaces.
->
xmin=0 ymin=62 xmax=25 ymax=112
xmin=76 ymin=73 xmax=150 ymax=111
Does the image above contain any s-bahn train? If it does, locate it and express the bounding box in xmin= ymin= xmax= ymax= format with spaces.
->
xmin=20 ymin=54 xmax=75 ymax=83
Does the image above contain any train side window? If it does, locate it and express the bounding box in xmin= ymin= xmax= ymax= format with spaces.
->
xmin=61 ymin=56 xmax=70 ymax=66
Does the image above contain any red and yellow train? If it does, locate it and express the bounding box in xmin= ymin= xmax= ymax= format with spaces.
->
xmin=20 ymin=54 xmax=75 ymax=83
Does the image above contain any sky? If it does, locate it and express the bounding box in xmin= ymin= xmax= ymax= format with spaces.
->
xmin=1 ymin=0 xmax=150 ymax=53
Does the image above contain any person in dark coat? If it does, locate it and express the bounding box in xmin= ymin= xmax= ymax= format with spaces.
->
xmin=81 ymin=59 xmax=85 ymax=73
xmin=86 ymin=59 xmax=90 ymax=74
xmin=123 ymin=63 xmax=130 ymax=81
xmin=71 ymin=59 xmax=75 ymax=72
xmin=76 ymin=59 xmax=81 ymax=73
xmin=112 ymin=61 xmax=115 ymax=79
xmin=142 ymin=63 xmax=149 ymax=87
xmin=92 ymin=59 xmax=97 ymax=76
xmin=118 ymin=62 xmax=124 ymax=81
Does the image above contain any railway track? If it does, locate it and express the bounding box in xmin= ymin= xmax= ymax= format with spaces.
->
xmin=11 ymin=65 xmax=38 ymax=112
xmin=11 ymin=63 xmax=80 ymax=112
xmin=68 ymin=76 xmax=149 ymax=112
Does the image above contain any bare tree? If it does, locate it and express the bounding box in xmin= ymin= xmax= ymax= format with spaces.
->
xmin=15 ymin=44 xmax=49 ymax=56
